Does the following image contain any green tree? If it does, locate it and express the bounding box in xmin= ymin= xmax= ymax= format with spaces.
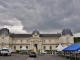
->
xmin=74 ymin=37 xmax=80 ymax=43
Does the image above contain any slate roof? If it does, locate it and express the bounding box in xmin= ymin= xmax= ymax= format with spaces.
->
xmin=40 ymin=34 xmax=61 ymax=37
xmin=0 ymin=28 xmax=72 ymax=38
xmin=63 ymin=43 xmax=80 ymax=51
xmin=10 ymin=34 xmax=61 ymax=38
xmin=0 ymin=28 xmax=10 ymax=35
xmin=10 ymin=34 xmax=32 ymax=38
xmin=62 ymin=28 xmax=73 ymax=35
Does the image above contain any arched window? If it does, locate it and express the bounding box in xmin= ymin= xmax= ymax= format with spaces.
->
xmin=26 ymin=46 xmax=28 ymax=49
xmin=43 ymin=46 xmax=46 ymax=50
xmin=20 ymin=46 xmax=22 ymax=49
xmin=50 ymin=46 xmax=52 ymax=50
xmin=34 ymin=44 xmax=37 ymax=49
xmin=56 ymin=46 xmax=58 ymax=48
xmin=2 ymin=37 xmax=4 ymax=42
xmin=14 ymin=46 xmax=16 ymax=50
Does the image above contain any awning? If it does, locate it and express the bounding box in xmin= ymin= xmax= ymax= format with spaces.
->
xmin=55 ymin=44 xmax=64 ymax=51
xmin=21 ymin=46 xmax=27 ymax=50
xmin=63 ymin=43 xmax=80 ymax=51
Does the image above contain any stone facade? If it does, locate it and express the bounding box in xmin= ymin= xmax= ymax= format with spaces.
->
xmin=0 ymin=28 xmax=74 ymax=51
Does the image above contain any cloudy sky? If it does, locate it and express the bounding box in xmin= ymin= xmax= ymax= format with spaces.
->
xmin=0 ymin=0 xmax=80 ymax=37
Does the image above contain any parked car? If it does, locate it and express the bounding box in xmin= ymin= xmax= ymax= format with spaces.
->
xmin=29 ymin=52 xmax=37 ymax=57
xmin=0 ymin=47 xmax=12 ymax=56
xmin=12 ymin=50 xmax=16 ymax=53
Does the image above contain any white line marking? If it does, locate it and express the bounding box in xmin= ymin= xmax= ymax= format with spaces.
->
xmin=27 ymin=58 xmax=29 ymax=60
xmin=32 ymin=58 xmax=33 ymax=60
xmin=27 ymin=58 xmax=33 ymax=60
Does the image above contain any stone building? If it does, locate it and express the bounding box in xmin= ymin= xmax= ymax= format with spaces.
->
xmin=0 ymin=28 xmax=74 ymax=51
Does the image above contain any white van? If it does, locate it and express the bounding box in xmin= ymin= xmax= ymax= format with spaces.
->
xmin=0 ymin=47 xmax=12 ymax=56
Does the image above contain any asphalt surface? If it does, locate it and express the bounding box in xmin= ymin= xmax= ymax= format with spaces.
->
xmin=0 ymin=54 xmax=66 ymax=60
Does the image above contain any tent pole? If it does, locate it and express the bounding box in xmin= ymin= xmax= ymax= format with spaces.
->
xmin=69 ymin=51 xmax=71 ymax=60
xmin=75 ymin=51 xmax=76 ymax=60
xmin=64 ymin=51 xmax=66 ymax=59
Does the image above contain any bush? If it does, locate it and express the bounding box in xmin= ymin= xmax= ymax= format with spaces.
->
xmin=27 ymin=50 xmax=34 ymax=54
xmin=37 ymin=49 xmax=40 ymax=54
xmin=45 ymin=50 xmax=55 ymax=54
xmin=16 ymin=50 xmax=21 ymax=54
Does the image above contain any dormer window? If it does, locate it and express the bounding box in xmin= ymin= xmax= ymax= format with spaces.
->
xmin=34 ymin=33 xmax=37 ymax=36
xmin=32 ymin=30 xmax=40 ymax=37
xmin=33 ymin=33 xmax=39 ymax=37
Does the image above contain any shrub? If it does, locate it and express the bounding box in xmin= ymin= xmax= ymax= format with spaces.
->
xmin=16 ymin=50 xmax=21 ymax=54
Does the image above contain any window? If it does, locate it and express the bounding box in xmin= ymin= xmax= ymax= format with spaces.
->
xmin=66 ymin=37 xmax=69 ymax=43
xmin=2 ymin=37 xmax=4 ymax=42
xmin=43 ymin=46 xmax=46 ymax=50
xmin=2 ymin=49 xmax=9 ymax=51
xmin=56 ymin=46 xmax=58 ymax=48
xmin=26 ymin=46 xmax=28 ymax=49
xmin=20 ymin=46 xmax=22 ymax=49
xmin=14 ymin=46 xmax=16 ymax=50
xmin=50 ymin=46 xmax=52 ymax=50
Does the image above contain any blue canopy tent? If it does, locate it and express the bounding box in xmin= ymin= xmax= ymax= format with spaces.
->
xmin=63 ymin=43 xmax=80 ymax=51
xmin=62 ymin=43 xmax=80 ymax=60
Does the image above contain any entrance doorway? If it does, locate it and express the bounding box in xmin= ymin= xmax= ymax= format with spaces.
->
xmin=34 ymin=44 xmax=37 ymax=49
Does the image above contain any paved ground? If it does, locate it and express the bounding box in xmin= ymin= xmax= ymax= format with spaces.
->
xmin=0 ymin=54 xmax=66 ymax=60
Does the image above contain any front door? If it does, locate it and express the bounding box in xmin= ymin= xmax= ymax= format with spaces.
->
xmin=34 ymin=44 xmax=38 ymax=49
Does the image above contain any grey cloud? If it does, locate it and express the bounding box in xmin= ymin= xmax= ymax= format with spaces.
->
xmin=0 ymin=0 xmax=80 ymax=34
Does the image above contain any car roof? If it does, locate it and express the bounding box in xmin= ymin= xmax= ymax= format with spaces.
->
xmin=30 ymin=52 xmax=36 ymax=53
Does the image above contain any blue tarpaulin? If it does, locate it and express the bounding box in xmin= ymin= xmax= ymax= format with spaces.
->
xmin=63 ymin=43 xmax=80 ymax=51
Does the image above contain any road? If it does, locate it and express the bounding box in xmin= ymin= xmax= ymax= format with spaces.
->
xmin=0 ymin=54 xmax=66 ymax=60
